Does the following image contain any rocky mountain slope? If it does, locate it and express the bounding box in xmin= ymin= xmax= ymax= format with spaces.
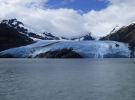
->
xmin=0 ymin=19 xmax=33 ymax=51
xmin=101 ymin=23 xmax=135 ymax=57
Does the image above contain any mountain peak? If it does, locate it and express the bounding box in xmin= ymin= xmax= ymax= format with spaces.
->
xmin=1 ymin=19 xmax=24 ymax=27
xmin=0 ymin=19 xmax=28 ymax=33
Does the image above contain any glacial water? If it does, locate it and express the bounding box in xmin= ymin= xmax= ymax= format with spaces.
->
xmin=0 ymin=59 xmax=135 ymax=100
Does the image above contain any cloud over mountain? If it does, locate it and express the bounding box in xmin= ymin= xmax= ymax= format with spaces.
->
xmin=0 ymin=0 xmax=135 ymax=37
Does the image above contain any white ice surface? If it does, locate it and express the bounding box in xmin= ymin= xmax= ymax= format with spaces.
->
xmin=0 ymin=40 xmax=131 ymax=58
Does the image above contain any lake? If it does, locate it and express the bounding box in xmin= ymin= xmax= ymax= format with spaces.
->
xmin=0 ymin=59 xmax=135 ymax=100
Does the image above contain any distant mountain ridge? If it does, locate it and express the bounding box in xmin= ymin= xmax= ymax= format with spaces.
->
xmin=61 ymin=33 xmax=95 ymax=41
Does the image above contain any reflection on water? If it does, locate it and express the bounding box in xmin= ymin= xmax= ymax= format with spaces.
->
xmin=0 ymin=59 xmax=135 ymax=100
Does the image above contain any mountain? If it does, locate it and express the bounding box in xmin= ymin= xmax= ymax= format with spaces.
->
xmin=0 ymin=19 xmax=63 ymax=51
xmin=28 ymin=32 xmax=60 ymax=40
xmin=35 ymin=48 xmax=83 ymax=58
xmin=61 ymin=33 xmax=95 ymax=41
xmin=0 ymin=19 xmax=33 ymax=51
xmin=109 ymin=26 xmax=120 ymax=35
xmin=1 ymin=19 xmax=61 ymax=39
xmin=41 ymin=32 xmax=60 ymax=40
xmin=82 ymin=33 xmax=95 ymax=40
xmin=0 ymin=18 xmax=96 ymax=52
xmin=101 ymin=23 xmax=135 ymax=57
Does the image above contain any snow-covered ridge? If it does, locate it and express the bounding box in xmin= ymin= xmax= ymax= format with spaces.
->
xmin=110 ymin=26 xmax=120 ymax=34
xmin=0 ymin=40 xmax=131 ymax=58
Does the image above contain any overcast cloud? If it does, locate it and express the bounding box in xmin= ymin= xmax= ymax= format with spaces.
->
xmin=0 ymin=0 xmax=135 ymax=37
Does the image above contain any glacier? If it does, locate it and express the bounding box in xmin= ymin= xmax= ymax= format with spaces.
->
xmin=0 ymin=40 xmax=131 ymax=58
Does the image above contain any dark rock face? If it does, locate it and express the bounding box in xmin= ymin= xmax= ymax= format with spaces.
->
xmin=83 ymin=33 xmax=95 ymax=40
xmin=1 ymin=19 xmax=28 ymax=33
xmin=35 ymin=48 xmax=83 ymax=58
xmin=0 ymin=19 xmax=33 ymax=51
